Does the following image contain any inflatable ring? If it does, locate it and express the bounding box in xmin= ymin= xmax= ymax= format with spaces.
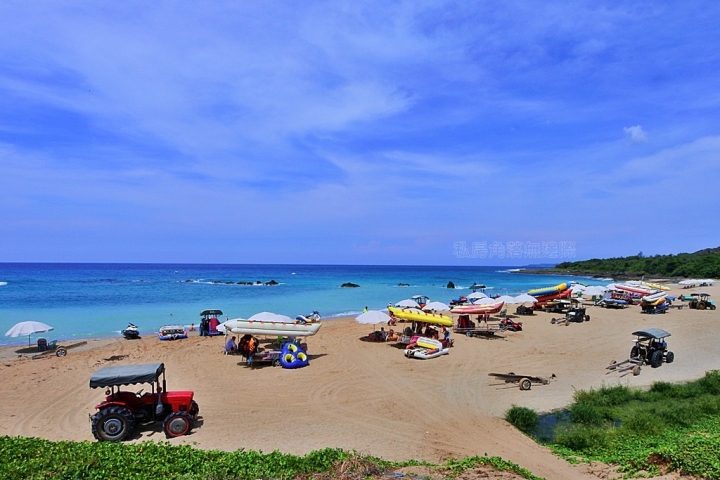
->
xmin=297 ymin=352 xmax=307 ymax=362
xmin=284 ymin=353 xmax=295 ymax=363
xmin=287 ymin=343 xmax=299 ymax=353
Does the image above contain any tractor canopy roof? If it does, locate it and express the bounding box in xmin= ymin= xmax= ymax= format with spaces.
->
xmin=632 ymin=328 xmax=671 ymax=340
xmin=90 ymin=362 xmax=164 ymax=388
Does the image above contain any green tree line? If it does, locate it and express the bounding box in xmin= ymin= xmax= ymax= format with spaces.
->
xmin=555 ymin=247 xmax=720 ymax=278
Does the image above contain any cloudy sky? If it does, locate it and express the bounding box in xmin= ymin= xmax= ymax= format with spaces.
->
xmin=1 ymin=1 xmax=718 ymax=265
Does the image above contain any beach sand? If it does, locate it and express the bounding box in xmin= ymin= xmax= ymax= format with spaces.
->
xmin=1 ymin=284 xmax=717 ymax=479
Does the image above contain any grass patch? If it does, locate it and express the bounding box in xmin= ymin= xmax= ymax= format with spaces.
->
xmin=506 ymin=370 xmax=720 ymax=478
xmin=0 ymin=436 xmax=545 ymax=480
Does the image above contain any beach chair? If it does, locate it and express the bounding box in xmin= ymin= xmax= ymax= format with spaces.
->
xmin=37 ymin=338 xmax=48 ymax=352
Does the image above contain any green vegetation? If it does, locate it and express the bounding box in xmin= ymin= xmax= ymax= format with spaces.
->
xmin=506 ymin=371 xmax=720 ymax=478
xmin=552 ymin=246 xmax=720 ymax=278
xmin=0 ymin=437 xmax=544 ymax=480
xmin=505 ymin=405 xmax=539 ymax=433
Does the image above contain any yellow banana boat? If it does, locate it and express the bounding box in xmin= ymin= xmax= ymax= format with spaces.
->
xmin=388 ymin=306 xmax=453 ymax=326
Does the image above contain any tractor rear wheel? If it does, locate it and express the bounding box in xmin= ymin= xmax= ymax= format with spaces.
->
xmin=650 ymin=350 xmax=664 ymax=368
xmin=665 ymin=351 xmax=675 ymax=363
xmin=630 ymin=346 xmax=639 ymax=359
xmin=698 ymin=302 xmax=706 ymax=310
xmin=163 ymin=412 xmax=193 ymax=438
xmin=91 ymin=406 xmax=135 ymax=442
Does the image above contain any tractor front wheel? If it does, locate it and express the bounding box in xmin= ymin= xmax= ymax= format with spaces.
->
xmin=163 ymin=412 xmax=193 ymax=438
xmin=650 ymin=350 xmax=664 ymax=368
xmin=584 ymin=315 xmax=590 ymax=322
xmin=665 ymin=351 xmax=675 ymax=364
xmin=91 ymin=406 xmax=135 ymax=442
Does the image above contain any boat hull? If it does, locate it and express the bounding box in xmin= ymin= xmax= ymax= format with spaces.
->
xmin=223 ymin=319 xmax=322 ymax=337
xmin=450 ymin=301 xmax=505 ymax=314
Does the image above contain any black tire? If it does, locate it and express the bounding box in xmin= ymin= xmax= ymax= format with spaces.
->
xmin=650 ymin=349 xmax=664 ymax=368
xmin=584 ymin=315 xmax=590 ymax=322
xmin=519 ymin=378 xmax=532 ymax=391
xmin=466 ymin=332 xmax=473 ymax=338
xmin=163 ymin=412 xmax=193 ymax=438
xmin=632 ymin=365 xmax=641 ymax=376
xmin=550 ymin=318 xmax=556 ymax=324
xmin=665 ymin=351 xmax=675 ymax=364
xmin=91 ymin=406 xmax=135 ymax=442
xmin=272 ymin=358 xmax=281 ymax=367
xmin=711 ymin=305 xmax=717 ymax=311
xmin=56 ymin=348 xmax=67 ymax=357
xmin=698 ymin=303 xmax=706 ymax=310
xmin=190 ymin=400 xmax=200 ymax=416
xmin=630 ymin=346 xmax=639 ymax=359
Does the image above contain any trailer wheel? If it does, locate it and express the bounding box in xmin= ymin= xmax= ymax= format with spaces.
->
xmin=632 ymin=365 xmax=641 ymax=376
xmin=519 ymin=378 xmax=532 ymax=391
xmin=272 ymin=358 xmax=281 ymax=367
xmin=56 ymin=348 xmax=67 ymax=357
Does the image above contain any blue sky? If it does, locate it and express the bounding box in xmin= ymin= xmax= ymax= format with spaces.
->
xmin=1 ymin=1 xmax=719 ymax=265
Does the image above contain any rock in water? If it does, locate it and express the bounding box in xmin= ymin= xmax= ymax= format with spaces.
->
xmin=447 ymin=281 xmax=456 ymax=289
xmin=341 ymin=282 xmax=360 ymax=288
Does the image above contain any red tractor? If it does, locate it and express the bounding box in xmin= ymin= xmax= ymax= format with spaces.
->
xmin=89 ymin=362 xmax=199 ymax=442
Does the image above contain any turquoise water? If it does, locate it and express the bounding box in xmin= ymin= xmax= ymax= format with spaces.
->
xmin=0 ymin=264 xmax=609 ymax=344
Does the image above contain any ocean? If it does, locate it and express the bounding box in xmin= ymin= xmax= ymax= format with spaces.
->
xmin=0 ymin=263 xmax=609 ymax=344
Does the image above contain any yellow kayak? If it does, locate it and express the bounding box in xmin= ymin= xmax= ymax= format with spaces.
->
xmin=388 ymin=306 xmax=453 ymax=326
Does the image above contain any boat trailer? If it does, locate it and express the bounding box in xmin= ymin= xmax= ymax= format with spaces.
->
xmin=488 ymin=372 xmax=555 ymax=390
xmin=32 ymin=341 xmax=88 ymax=359
xmin=606 ymin=357 xmax=643 ymax=376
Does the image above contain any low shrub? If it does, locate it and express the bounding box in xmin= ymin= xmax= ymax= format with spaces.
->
xmin=505 ymin=405 xmax=538 ymax=434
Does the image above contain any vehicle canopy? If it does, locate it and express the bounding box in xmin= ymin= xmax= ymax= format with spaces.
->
xmin=90 ymin=363 xmax=164 ymax=388
xmin=691 ymin=293 xmax=711 ymax=298
xmin=200 ymin=309 xmax=223 ymax=317
xmin=632 ymin=328 xmax=671 ymax=340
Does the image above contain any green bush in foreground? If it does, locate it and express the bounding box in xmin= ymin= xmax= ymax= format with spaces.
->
xmin=0 ymin=436 xmax=544 ymax=480
xmin=505 ymin=405 xmax=538 ymax=433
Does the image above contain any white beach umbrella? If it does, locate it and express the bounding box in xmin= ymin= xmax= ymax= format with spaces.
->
xmin=582 ymin=286 xmax=608 ymax=296
xmin=467 ymin=292 xmax=487 ymax=300
xmin=395 ymin=299 xmax=420 ymax=308
xmin=422 ymin=301 xmax=450 ymax=311
xmin=473 ymin=297 xmax=498 ymax=305
xmin=495 ymin=295 xmax=518 ymax=304
xmin=570 ymin=284 xmax=586 ymax=294
xmin=513 ymin=294 xmax=538 ymax=304
xmin=355 ymin=310 xmax=391 ymax=325
xmin=5 ymin=321 xmax=54 ymax=346
xmin=248 ymin=312 xmax=294 ymax=323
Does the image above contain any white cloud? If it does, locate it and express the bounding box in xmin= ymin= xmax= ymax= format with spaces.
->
xmin=624 ymin=125 xmax=649 ymax=143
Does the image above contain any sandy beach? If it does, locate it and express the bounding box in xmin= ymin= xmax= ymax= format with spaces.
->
xmin=1 ymin=284 xmax=718 ymax=479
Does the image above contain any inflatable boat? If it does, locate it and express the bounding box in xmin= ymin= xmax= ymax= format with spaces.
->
xmin=387 ymin=306 xmax=453 ymax=326
xmin=450 ymin=301 xmax=504 ymax=315
xmin=222 ymin=318 xmax=322 ymax=337
xmin=527 ymin=282 xmax=570 ymax=297
xmin=158 ymin=325 xmax=188 ymax=341
xmin=404 ymin=337 xmax=449 ymax=360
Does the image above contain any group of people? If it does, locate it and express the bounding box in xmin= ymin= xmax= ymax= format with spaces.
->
xmin=225 ymin=334 xmax=260 ymax=364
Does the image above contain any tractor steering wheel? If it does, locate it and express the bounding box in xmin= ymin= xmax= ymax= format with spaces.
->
xmin=136 ymin=388 xmax=144 ymax=396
